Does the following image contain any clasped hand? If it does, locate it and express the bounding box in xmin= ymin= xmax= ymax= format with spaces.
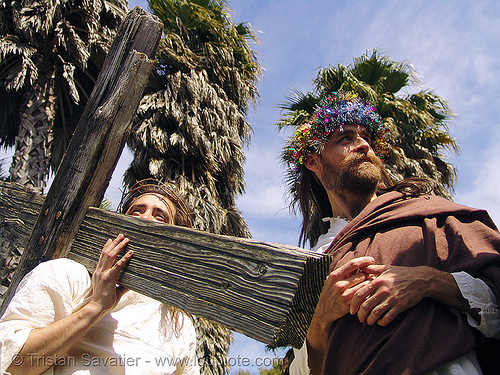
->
xmin=317 ymin=258 xmax=434 ymax=328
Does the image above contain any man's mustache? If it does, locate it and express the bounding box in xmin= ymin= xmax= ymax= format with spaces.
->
xmin=344 ymin=153 xmax=381 ymax=168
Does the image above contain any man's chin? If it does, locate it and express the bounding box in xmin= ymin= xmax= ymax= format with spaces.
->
xmin=341 ymin=165 xmax=382 ymax=196
xmin=346 ymin=180 xmax=378 ymax=197
xmin=354 ymin=161 xmax=380 ymax=176
xmin=322 ymin=154 xmax=383 ymax=194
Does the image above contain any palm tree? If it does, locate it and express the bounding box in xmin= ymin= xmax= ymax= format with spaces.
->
xmin=122 ymin=1 xmax=261 ymax=374
xmin=278 ymin=49 xmax=458 ymax=247
xmin=0 ymin=0 xmax=128 ymax=193
xmin=0 ymin=0 xmax=127 ymax=289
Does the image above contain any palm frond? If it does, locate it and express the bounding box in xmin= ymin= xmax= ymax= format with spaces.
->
xmin=124 ymin=2 xmax=261 ymax=373
xmin=0 ymin=0 xmax=128 ymax=299
xmin=277 ymin=50 xmax=459 ymax=247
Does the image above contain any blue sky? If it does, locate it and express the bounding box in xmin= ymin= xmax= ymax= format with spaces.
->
xmin=124 ymin=1 xmax=500 ymax=372
xmin=3 ymin=0 xmax=500 ymax=373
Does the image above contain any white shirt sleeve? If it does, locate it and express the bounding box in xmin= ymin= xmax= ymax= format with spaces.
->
xmin=0 ymin=258 xmax=91 ymax=373
xmin=452 ymin=271 xmax=500 ymax=339
xmin=289 ymin=341 xmax=310 ymax=375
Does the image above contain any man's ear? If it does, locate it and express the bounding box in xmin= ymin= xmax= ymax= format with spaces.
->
xmin=304 ymin=153 xmax=322 ymax=173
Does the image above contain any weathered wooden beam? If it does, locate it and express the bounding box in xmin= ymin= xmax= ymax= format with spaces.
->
xmin=69 ymin=208 xmax=331 ymax=347
xmin=0 ymin=181 xmax=330 ymax=348
xmin=0 ymin=182 xmax=44 ymax=255
xmin=0 ymin=181 xmax=44 ymax=291
xmin=0 ymin=8 xmax=163 ymax=315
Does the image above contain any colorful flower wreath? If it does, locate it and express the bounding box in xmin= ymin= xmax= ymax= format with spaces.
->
xmin=285 ymin=91 xmax=389 ymax=173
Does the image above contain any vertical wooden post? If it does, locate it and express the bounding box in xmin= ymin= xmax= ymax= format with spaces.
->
xmin=1 ymin=7 xmax=163 ymax=315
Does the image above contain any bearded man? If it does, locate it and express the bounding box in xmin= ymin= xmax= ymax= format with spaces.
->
xmin=285 ymin=92 xmax=500 ymax=375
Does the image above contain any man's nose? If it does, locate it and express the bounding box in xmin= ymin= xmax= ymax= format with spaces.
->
xmin=141 ymin=211 xmax=153 ymax=221
xmin=353 ymin=136 xmax=370 ymax=153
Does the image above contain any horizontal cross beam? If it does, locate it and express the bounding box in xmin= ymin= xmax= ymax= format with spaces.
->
xmin=0 ymin=181 xmax=329 ymax=348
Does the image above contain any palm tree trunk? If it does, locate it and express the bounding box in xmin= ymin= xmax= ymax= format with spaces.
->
xmin=9 ymin=69 xmax=56 ymax=194
xmin=1 ymin=69 xmax=55 ymax=295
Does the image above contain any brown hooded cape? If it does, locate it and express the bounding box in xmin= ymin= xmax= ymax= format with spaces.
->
xmin=323 ymin=191 xmax=500 ymax=375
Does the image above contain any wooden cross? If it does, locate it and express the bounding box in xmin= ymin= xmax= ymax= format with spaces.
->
xmin=0 ymin=7 xmax=331 ymax=349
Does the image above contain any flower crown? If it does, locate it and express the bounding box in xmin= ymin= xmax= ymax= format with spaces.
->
xmin=284 ymin=91 xmax=389 ymax=172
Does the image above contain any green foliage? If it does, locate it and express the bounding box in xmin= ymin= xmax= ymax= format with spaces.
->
xmin=147 ymin=0 xmax=261 ymax=111
xmin=259 ymin=361 xmax=283 ymax=375
xmin=0 ymin=158 xmax=9 ymax=181
xmin=0 ymin=0 xmax=128 ymax=173
xmin=125 ymin=0 xmax=261 ymax=238
xmin=278 ymin=49 xmax=459 ymax=246
xmin=0 ymin=0 xmax=127 ymax=287
xmin=124 ymin=2 xmax=262 ymax=375
xmin=232 ymin=360 xmax=283 ymax=375
xmin=99 ymin=198 xmax=113 ymax=211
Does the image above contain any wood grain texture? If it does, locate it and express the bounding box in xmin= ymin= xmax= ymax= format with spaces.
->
xmin=67 ymin=207 xmax=331 ymax=347
xmin=0 ymin=183 xmax=330 ymax=346
xmin=0 ymin=8 xmax=163 ymax=315
xmin=0 ymin=181 xmax=44 ymax=252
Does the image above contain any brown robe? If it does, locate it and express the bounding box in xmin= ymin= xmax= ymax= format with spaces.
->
xmin=323 ymin=191 xmax=500 ymax=375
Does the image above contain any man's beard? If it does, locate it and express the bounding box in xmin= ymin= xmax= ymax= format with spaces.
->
xmin=322 ymin=153 xmax=383 ymax=197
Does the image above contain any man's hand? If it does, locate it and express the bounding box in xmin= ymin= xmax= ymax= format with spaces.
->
xmin=7 ymin=235 xmax=134 ymax=375
xmin=89 ymin=234 xmax=133 ymax=316
xmin=313 ymin=256 xmax=376 ymax=328
xmin=349 ymin=265 xmax=471 ymax=326
xmin=306 ymin=256 xmax=375 ymax=375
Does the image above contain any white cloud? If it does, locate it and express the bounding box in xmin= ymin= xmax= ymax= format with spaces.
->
xmin=102 ymin=147 xmax=134 ymax=209
xmin=238 ymin=147 xmax=288 ymax=215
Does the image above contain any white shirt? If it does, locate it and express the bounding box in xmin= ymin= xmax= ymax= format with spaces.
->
xmin=0 ymin=258 xmax=200 ymax=375
xmin=290 ymin=217 xmax=500 ymax=375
